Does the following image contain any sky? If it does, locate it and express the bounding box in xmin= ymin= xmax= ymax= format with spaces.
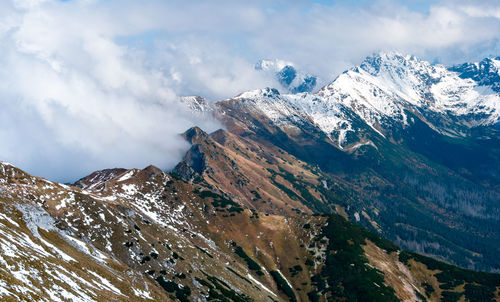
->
xmin=1 ymin=0 xmax=500 ymax=182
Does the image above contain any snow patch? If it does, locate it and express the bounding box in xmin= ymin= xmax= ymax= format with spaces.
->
xmin=16 ymin=204 xmax=57 ymax=238
xmin=246 ymin=273 xmax=277 ymax=297
xmin=117 ymin=170 xmax=135 ymax=182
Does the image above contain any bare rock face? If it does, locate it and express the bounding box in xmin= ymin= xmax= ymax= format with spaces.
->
xmin=173 ymin=147 xmax=206 ymax=180
xmin=174 ymin=127 xmax=211 ymax=181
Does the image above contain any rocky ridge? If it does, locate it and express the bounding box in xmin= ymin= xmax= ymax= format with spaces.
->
xmin=2 ymin=160 xmax=500 ymax=301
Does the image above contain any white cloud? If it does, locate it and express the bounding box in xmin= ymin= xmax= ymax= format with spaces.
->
xmin=460 ymin=4 xmax=500 ymax=19
xmin=0 ymin=0 xmax=499 ymax=182
xmin=0 ymin=0 xmax=222 ymax=182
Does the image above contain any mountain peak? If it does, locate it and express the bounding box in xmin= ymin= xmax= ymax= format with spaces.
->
xmin=227 ymin=52 xmax=500 ymax=146
xmin=0 ymin=160 xmax=35 ymax=184
xmin=182 ymin=126 xmax=210 ymax=144
xmin=73 ymin=168 xmax=128 ymax=190
xmin=255 ymin=59 xmax=318 ymax=93
xmin=235 ymin=87 xmax=281 ymax=100
xmin=450 ymin=56 xmax=500 ymax=93
xmin=179 ymin=95 xmax=213 ymax=113
xmin=358 ymin=52 xmax=424 ymax=76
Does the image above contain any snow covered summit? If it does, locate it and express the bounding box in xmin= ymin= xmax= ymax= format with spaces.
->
xmin=255 ymin=59 xmax=318 ymax=93
xmin=226 ymin=52 xmax=500 ymax=148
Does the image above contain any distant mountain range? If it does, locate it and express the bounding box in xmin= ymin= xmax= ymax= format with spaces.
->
xmin=1 ymin=52 xmax=500 ymax=301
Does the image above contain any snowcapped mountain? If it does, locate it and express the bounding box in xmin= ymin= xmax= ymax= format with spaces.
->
xmin=232 ymin=88 xmax=310 ymax=127
xmin=179 ymin=96 xmax=213 ymax=113
xmin=319 ymin=52 xmax=500 ymax=136
xmin=450 ymin=56 xmax=500 ymax=93
xmin=226 ymin=87 xmax=361 ymax=149
xmin=3 ymin=52 xmax=500 ymax=300
xmin=255 ymin=59 xmax=318 ymax=93
xmin=211 ymin=52 xmax=500 ymax=274
xmin=229 ymin=53 xmax=500 ymax=148
xmin=177 ymin=52 xmax=500 ymax=155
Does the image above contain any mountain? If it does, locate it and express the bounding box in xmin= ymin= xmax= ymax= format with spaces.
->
xmin=2 ymin=160 xmax=500 ymax=301
xmin=2 ymin=52 xmax=500 ymax=301
xmin=255 ymin=59 xmax=318 ymax=93
xmin=179 ymin=96 xmax=214 ymax=114
xmin=450 ymin=56 xmax=500 ymax=93
xmin=320 ymin=53 xmax=499 ymax=136
xmin=252 ymin=53 xmax=500 ymax=143
xmin=179 ymin=52 xmax=500 ymax=274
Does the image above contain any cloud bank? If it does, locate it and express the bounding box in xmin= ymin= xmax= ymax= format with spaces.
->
xmin=0 ymin=0 xmax=499 ymax=182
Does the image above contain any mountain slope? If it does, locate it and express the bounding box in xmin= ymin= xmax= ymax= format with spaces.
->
xmin=179 ymin=102 xmax=500 ymax=272
xmin=0 ymin=162 xmax=167 ymax=301
xmin=1 ymin=52 xmax=500 ymax=300
xmin=175 ymin=52 xmax=500 ymax=273
xmin=2 ymin=160 xmax=500 ymax=301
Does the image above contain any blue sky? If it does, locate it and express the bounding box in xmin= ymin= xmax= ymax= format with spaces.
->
xmin=313 ymin=0 xmax=433 ymax=10
xmin=0 ymin=0 xmax=499 ymax=181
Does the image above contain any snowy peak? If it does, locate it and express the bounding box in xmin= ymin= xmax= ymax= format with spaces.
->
xmin=0 ymin=161 xmax=38 ymax=185
xmin=230 ymin=87 xmax=309 ymax=126
xmin=235 ymin=87 xmax=281 ymax=100
xmin=223 ymin=53 xmax=500 ymax=149
xmin=73 ymin=165 xmax=165 ymax=193
xmin=358 ymin=52 xmax=423 ymax=76
xmin=349 ymin=51 xmax=443 ymax=105
xmin=255 ymin=59 xmax=318 ymax=93
xmin=179 ymin=95 xmax=214 ymax=113
xmin=319 ymin=52 xmax=500 ymax=134
xmin=450 ymin=56 xmax=500 ymax=93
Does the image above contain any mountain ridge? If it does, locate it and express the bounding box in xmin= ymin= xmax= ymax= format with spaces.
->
xmin=178 ymin=52 xmax=500 ymax=273
xmin=183 ymin=52 xmax=500 ymax=148
xmin=1 ymin=52 xmax=500 ymax=301
xmin=2 ymin=160 xmax=500 ymax=301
